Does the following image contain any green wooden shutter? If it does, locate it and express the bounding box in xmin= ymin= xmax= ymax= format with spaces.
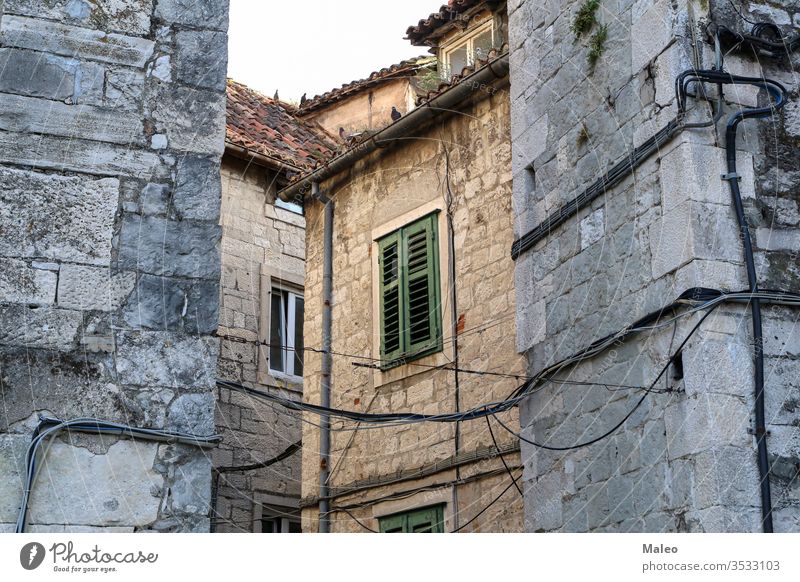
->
xmin=378 ymin=505 xmax=444 ymax=533
xmin=378 ymin=232 xmax=403 ymax=363
xmin=401 ymin=213 xmax=441 ymax=359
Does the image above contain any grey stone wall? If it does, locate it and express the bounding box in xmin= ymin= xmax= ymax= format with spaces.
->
xmin=212 ymin=157 xmax=303 ymax=532
xmin=510 ymin=0 xmax=800 ymax=532
xmin=0 ymin=0 xmax=229 ymax=532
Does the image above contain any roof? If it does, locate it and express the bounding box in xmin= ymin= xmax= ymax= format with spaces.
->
xmin=405 ymin=0 xmax=485 ymax=46
xmin=226 ymin=79 xmax=338 ymax=171
xmin=298 ymin=57 xmax=434 ymax=115
xmin=414 ymin=43 xmax=508 ymax=105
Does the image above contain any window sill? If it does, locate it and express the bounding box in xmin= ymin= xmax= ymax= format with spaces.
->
xmin=257 ymin=369 xmax=303 ymax=394
xmin=373 ymin=348 xmax=450 ymax=389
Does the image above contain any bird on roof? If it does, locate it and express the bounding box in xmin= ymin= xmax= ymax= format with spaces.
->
xmin=338 ymin=127 xmax=347 ymax=141
xmin=273 ymin=90 xmax=279 ymax=100
xmin=391 ymin=106 xmax=402 ymax=122
xmin=300 ymin=93 xmax=307 ymax=106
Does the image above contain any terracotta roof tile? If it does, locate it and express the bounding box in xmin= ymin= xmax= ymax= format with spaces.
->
xmin=226 ymin=79 xmax=338 ymax=171
xmin=405 ymin=0 xmax=484 ymax=45
xmin=298 ymin=57 xmax=433 ymax=114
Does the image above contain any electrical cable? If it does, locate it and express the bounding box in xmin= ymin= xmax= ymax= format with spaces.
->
xmin=493 ymin=307 xmax=718 ymax=451
xmin=450 ymin=468 xmax=523 ymax=533
xmin=16 ymin=416 xmax=221 ymax=533
xmin=485 ymin=414 xmax=523 ymax=496
xmin=215 ymin=440 xmax=301 ymax=473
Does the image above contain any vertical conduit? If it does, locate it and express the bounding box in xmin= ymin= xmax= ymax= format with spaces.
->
xmin=316 ymin=181 xmax=333 ymax=533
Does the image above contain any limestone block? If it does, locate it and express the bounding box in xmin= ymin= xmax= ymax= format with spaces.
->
xmin=0 ymin=130 xmax=165 ymax=178
xmin=117 ymin=215 xmax=221 ymax=279
xmin=155 ymin=0 xmax=230 ymax=31
xmin=664 ymin=394 xmax=751 ymax=460
xmin=0 ymin=305 xmax=81 ymax=351
xmin=682 ymin=338 xmax=753 ymax=397
xmin=4 ymin=0 xmax=154 ymax=37
xmin=122 ymin=274 xmax=220 ymax=334
xmin=173 ymin=155 xmax=222 ymax=221
xmin=784 ymin=98 xmax=800 ymax=138
xmin=692 ymin=446 xmax=760 ymax=508
xmin=167 ymin=393 xmax=215 ymax=435
xmin=151 ymin=84 xmax=226 ymax=155
xmin=0 ymin=48 xmax=75 ymax=100
xmin=28 ymin=440 xmax=162 ymax=527
xmin=114 ymin=331 xmax=219 ymax=388
xmin=659 ymin=141 xmax=755 ymax=212
xmin=0 ymin=259 xmax=57 ymax=305
xmin=165 ymin=454 xmax=212 ymax=514
xmin=512 ymin=114 xmax=548 ymax=174
xmin=649 ymin=200 xmax=742 ymax=280
xmin=0 ymin=15 xmax=155 ymax=67
xmin=0 ymin=434 xmax=28 ymax=523
xmin=631 ymin=0 xmax=676 ymax=74
xmin=57 ymin=265 xmax=136 ymax=311
xmin=580 ymin=208 xmax=605 ymax=250
xmin=0 ymin=166 xmax=118 ymax=265
xmin=104 ymin=67 xmax=146 ymax=109
xmin=174 ymin=30 xmax=228 ymax=91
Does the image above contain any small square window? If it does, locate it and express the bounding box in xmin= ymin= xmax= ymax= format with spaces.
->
xmin=269 ymin=287 xmax=304 ymax=379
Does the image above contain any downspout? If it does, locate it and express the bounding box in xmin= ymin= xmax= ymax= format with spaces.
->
xmin=315 ymin=181 xmax=334 ymax=533
xmin=443 ymin=147 xmax=462 ymax=530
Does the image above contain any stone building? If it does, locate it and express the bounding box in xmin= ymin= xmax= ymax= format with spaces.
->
xmin=0 ymin=0 xmax=229 ymax=532
xmin=212 ymin=80 xmax=336 ymax=532
xmin=297 ymin=57 xmax=435 ymax=139
xmin=509 ymin=0 xmax=800 ymax=532
xmin=280 ymin=0 xmax=524 ymax=533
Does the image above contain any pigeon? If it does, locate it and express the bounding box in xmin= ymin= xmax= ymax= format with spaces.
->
xmin=391 ymin=106 xmax=402 ymax=121
xmin=339 ymin=127 xmax=347 ymax=141
xmin=273 ymin=90 xmax=279 ymax=101
xmin=300 ymin=93 xmax=307 ymax=105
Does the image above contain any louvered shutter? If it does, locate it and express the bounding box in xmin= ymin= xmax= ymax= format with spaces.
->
xmin=401 ymin=214 xmax=441 ymax=358
xmin=378 ymin=232 xmax=403 ymax=363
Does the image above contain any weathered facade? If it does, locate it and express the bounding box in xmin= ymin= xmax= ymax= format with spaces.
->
xmin=284 ymin=1 xmax=523 ymax=533
xmin=510 ymin=0 xmax=800 ymax=532
xmin=212 ymin=80 xmax=336 ymax=532
xmin=0 ymin=0 xmax=229 ymax=532
xmin=298 ymin=58 xmax=434 ymax=138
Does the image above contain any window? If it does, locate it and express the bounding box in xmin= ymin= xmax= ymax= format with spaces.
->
xmin=275 ymin=197 xmax=304 ymax=215
xmin=379 ymin=505 xmax=445 ymax=533
xmin=269 ymin=287 xmax=304 ymax=379
xmin=377 ymin=212 xmax=442 ymax=369
xmin=441 ymin=21 xmax=495 ymax=80
xmin=261 ymin=506 xmax=301 ymax=533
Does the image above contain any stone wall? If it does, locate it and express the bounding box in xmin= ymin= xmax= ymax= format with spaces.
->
xmin=509 ymin=0 xmax=800 ymax=532
xmin=302 ymin=81 xmax=525 ymax=532
xmin=0 ymin=0 xmax=228 ymax=532
xmin=301 ymin=78 xmax=418 ymax=137
xmin=212 ymin=156 xmax=304 ymax=532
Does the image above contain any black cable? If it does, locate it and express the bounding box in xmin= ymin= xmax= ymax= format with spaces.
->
xmin=215 ymin=440 xmax=302 ymax=473
xmin=494 ymin=307 xmax=718 ymax=451
xmin=327 ymin=507 xmax=378 ymax=532
xmin=485 ymin=415 xmax=523 ymax=497
xmin=451 ymin=469 xmax=523 ymax=533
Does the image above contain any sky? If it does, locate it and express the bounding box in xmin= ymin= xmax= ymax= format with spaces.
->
xmin=227 ymin=0 xmax=440 ymax=103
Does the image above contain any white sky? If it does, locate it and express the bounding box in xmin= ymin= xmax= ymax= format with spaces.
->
xmin=227 ymin=0 xmax=439 ymax=103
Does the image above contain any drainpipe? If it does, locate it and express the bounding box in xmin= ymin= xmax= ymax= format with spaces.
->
xmin=315 ymin=181 xmax=333 ymax=533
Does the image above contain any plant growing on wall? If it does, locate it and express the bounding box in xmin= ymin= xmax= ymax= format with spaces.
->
xmin=571 ymin=0 xmax=607 ymax=69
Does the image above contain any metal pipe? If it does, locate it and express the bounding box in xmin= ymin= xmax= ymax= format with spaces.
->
xmin=278 ymin=53 xmax=510 ymax=203
xmin=316 ymin=181 xmax=334 ymax=533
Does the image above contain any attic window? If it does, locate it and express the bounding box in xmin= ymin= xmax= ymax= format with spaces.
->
xmin=441 ymin=20 xmax=495 ymax=80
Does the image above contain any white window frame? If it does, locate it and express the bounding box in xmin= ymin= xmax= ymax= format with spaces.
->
xmin=441 ymin=20 xmax=495 ymax=80
xmin=268 ymin=285 xmax=304 ymax=380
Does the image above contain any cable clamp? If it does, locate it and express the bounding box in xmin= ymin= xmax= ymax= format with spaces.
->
xmin=748 ymin=427 xmax=770 ymax=436
xmin=721 ymin=172 xmax=741 ymax=181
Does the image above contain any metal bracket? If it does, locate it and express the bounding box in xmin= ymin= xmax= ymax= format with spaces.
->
xmin=721 ymin=172 xmax=741 ymax=181
xmin=748 ymin=427 xmax=771 ymax=436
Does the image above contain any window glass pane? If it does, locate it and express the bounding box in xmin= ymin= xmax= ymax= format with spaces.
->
xmin=447 ymin=44 xmax=468 ymax=78
xmin=473 ymin=28 xmax=494 ymax=61
xmin=293 ymin=296 xmax=304 ymax=377
xmin=270 ymin=291 xmax=284 ymax=373
xmin=288 ymin=520 xmax=302 ymax=533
